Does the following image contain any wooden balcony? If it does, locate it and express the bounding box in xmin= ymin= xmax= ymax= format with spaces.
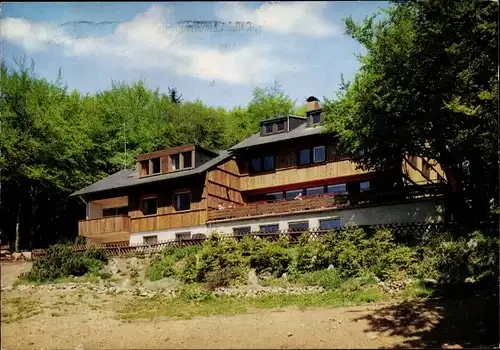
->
xmin=208 ymin=184 xmax=448 ymax=222
xmin=78 ymin=215 xmax=131 ymax=244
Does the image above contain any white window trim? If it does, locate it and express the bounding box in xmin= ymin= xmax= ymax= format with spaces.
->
xmin=313 ymin=146 xmax=326 ymax=163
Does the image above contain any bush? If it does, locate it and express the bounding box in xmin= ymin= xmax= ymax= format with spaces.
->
xmin=146 ymin=255 xmax=176 ymax=281
xmin=301 ymin=269 xmax=342 ymax=290
xmin=250 ymin=240 xmax=292 ymax=277
xmin=205 ymin=266 xmax=238 ymax=290
xmin=22 ymin=244 xmax=107 ymax=282
xmin=195 ymin=233 xmax=247 ymax=283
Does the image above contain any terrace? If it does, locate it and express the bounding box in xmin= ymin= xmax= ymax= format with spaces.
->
xmin=207 ymin=183 xmax=447 ymax=222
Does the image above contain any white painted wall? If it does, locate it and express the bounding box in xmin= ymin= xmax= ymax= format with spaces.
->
xmin=129 ymin=225 xmax=208 ymax=245
xmin=207 ymin=199 xmax=444 ymax=234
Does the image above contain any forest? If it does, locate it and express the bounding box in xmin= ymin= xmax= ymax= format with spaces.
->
xmin=0 ymin=0 xmax=498 ymax=251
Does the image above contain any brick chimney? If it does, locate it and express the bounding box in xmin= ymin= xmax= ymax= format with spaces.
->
xmin=306 ymin=96 xmax=320 ymax=112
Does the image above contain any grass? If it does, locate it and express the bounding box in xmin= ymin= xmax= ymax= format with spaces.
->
xmin=13 ymin=273 xmax=120 ymax=286
xmin=118 ymin=286 xmax=385 ymax=321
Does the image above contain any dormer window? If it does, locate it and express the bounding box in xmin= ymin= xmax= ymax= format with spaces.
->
xmin=264 ymin=124 xmax=273 ymax=134
xmin=276 ymin=121 xmax=285 ymax=132
xmin=311 ymin=113 xmax=322 ymax=125
xmin=171 ymin=154 xmax=180 ymax=171
xmin=140 ymin=160 xmax=149 ymax=176
xmin=151 ymin=158 xmax=161 ymax=174
xmin=182 ymin=152 xmax=192 ymax=168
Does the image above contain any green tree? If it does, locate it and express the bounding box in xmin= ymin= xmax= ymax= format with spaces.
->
xmin=323 ymin=0 xmax=498 ymax=223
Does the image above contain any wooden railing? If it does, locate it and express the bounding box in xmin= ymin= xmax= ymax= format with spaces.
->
xmin=78 ymin=215 xmax=131 ymax=236
xmin=208 ymin=183 xmax=448 ymax=221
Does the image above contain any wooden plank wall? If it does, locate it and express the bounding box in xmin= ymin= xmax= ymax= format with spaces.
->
xmin=206 ymin=158 xmax=244 ymax=209
xmin=234 ymin=136 xmax=369 ymax=192
xmin=402 ymin=156 xmax=447 ymax=185
xmin=126 ymin=176 xmax=208 ymax=233
xmin=79 ymin=216 xmax=131 ymax=236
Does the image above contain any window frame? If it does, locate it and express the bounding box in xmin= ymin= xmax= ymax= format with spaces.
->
xmin=182 ymin=151 xmax=193 ymax=169
xmin=311 ymin=112 xmax=322 ymax=125
xmin=140 ymin=160 xmax=150 ymax=176
xmin=151 ymin=157 xmax=161 ymax=174
xmin=249 ymin=155 xmax=276 ymax=174
xmin=276 ymin=121 xmax=285 ymax=132
xmin=288 ymin=221 xmax=309 ymax=232
xmin=285 ymin=189 xmax=303 ymax=200
xmin=264 ymin=123 xmax=273 ymax=134
xmin=306 ymin=186 xmax=325 ymax=197
xmin=265 ymin=192 xmax=283 ymax=202
xmin=313 ymin=146 xmax=326 ymax=163
xmin=263 ymin=155 xmax=275 ymax=172
xmin=327 ymin=183 xmax=347 ymax=195
xmin=259 ymin=224 xmax=280 ymax=233
xmin=233 ymin=226 xmax=251 ymax=236
xmin=171 ymin=154 xmax=180 ymax=171
xmin=175 ymin=232 xmax=191 ymax=240
xmin=173 ymin=191 xmax=191 ymax=211
xmin=298 ymin=148 xmax=311 ymax=166
xmin=143 ymin=235 xmax=158 ymax=245
xmin=360 ymin=181 xmax=370 ymax=192
xmin=319 ymin=217 xmax=342 ymax=231
xmin=141 ymin=196 xmax=158 ymax=216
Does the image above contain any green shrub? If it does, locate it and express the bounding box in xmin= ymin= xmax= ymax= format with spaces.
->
xmin=181 ymin=254 xmax=199 ymax=283
xmin=196 ymin=233 xmax=247 ymax=283
xmin=250 ymin=240 xmax=292 ymax=276
xmin=22 ymin=244 xmax=106 ymax=282
xmin=146 ymin=255 xmax=176 ymax=281
xmin=205 ymin=266 xmax=238 ymax=290
xmin=301 ymin=269 xmax=342 ymax=290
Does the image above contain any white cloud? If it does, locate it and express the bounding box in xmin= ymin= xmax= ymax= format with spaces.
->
xmin=0 ymin=5 xmax=298 ymax=84
xmin=216 ymin=1 xmax=339 ymax=38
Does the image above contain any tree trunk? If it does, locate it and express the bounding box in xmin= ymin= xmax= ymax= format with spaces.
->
xmin=14 ymin=200 xmax=21 ymax=253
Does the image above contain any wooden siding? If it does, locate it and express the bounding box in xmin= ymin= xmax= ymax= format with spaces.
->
xmin=136 ymin=144 xmax=195 ymax=162
xmin=130 ymin=210 xmax=207 ymax=232
xmin=79 ymin=216 xmax=131 ymax=242
xmin=206 ymin=158 xmax=244 ymax=209
xmin=240 ymin=160 xmax=369 ymax=192
xmin=402 ymin=156 xmax=447 ymax=185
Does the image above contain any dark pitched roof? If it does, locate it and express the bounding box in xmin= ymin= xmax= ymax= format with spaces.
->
xmin=71 ymin=150 xmax=232 ymax=197
xmin=229 ymin=122 xmax=324 ymax=151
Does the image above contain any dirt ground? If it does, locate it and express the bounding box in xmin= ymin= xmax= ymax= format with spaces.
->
xmin=1 ymin=262 xmax=497 ymax=349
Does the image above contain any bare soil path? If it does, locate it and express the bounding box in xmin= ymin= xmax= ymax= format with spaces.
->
xmin=1 ymin=262 xmax=496 ymax=349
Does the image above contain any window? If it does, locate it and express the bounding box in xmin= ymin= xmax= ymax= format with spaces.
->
xmin=143 ymin=235 xmax=158 ymax=245
xmin=319 ymin=218 xmax=342 ymax=230
xmin=276 ymin=121 xmax=285 ymax=132
xmin=250 ymin=158 xmax=262 ymax=173
xmin=299 ymin=149 xmax=311 ymax=165
xmin=266 ymin=192 xmax=283 ymax=201
xmin=360 ymin=181 xmax=370 ymax=191
xmin=174 ymin=192 xmax=191 ymax=211
xmin=260 ymin=224 xmax=279 ymax=233
xmin=312 ymin=113 xmax=321 ymax=124
xmin=306 ymin=186 xmax=325 ymax=197
xmin=288 ymin=221 xmax=309 ymax=232
xmin=264 ymin=123 xmax=273 ymax=134
xmin=142 ymin=197 xmax=157 ymax=216
xmin=182 ymin=152 xmax=192 ymax=168
xmin=103 ymin=206 xmax=128 ymax=217
xmin=313 ymin=146 xmax=326 ymax=163
xmin=171 ymin=154 xmax=180 ymax=171
xmin=286 ymin=189 xmax=303 ymax=199
xmin=175 ymin=232 xmax=191 ymax=240
xmin=152 ymin=157 xmax=161 ymax=174
xmin=327 ymin=184 xmax=347 ymax=194
xmin=233 ymin=226 xmax=251 ymax=236
xmin=263 ymin=155 xmax=275 ymax=171
xmin=141 ymin=161 xmax=149 ymax=176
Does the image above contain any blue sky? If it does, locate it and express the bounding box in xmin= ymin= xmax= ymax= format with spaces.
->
xmin=1 ymin=1 xmax=389 ymax=109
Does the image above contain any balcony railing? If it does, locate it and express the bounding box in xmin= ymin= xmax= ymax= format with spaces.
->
xmin=78 ymin=215 xmax=131 ymax=237
xmin=208 ymin=183 xmax=447 ymax=222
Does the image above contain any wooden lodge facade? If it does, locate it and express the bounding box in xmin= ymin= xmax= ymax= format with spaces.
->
xmin=71 ymin=97 xmax=448 ymax=245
